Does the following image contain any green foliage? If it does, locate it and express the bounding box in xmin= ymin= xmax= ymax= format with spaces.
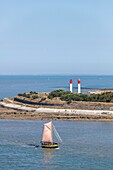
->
xmin=48 ymin=89 xmax=65 ymax=99
xmin=18 ymin=93 xmax=31 ymax=98
xmin=18 ymin=93 xmax=23 ymax=96
xmin=30 ymin=91 xmax=37 ymax=94
xmin=18 ymin=90 xmax=113 ymax=103
xmin=18 ymin=91 xmax=38 ymax=99
xmin=31 ymin=95 xmax=39 ymax=99
xmin=48 ymin=90 xmax=113 ymax=103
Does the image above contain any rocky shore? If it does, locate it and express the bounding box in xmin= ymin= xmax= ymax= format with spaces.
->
xmin=1 ymin=100 xmax=113 ymax=121
xmin=1 ymin=91 xmax=113 ymax=121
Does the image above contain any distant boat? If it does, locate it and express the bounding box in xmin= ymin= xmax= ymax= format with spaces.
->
xmin=41 ymin=121 xmax=62 ymax=149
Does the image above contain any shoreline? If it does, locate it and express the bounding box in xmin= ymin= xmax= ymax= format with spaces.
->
xmin=1 ymin=103 xmax=113 ymax=122
xmin=1 ymin=90 xmax=113 ymax=122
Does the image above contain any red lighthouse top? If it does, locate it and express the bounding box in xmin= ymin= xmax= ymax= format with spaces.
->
xmin=78 ymin=79 xmax=81 ymax=84
xmin=70 ymin=79 xmax=73 ymax=84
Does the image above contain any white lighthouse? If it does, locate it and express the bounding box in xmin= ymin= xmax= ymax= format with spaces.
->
xmin=70 ymin=79 xmax=73 ymax=93
xmin=78 ymin=79 xmax=81 ymax=93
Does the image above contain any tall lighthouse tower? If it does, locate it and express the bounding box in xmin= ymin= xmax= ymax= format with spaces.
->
xmin=70 ymin=79 xmax=73 ymax=93
xmin=78 ymin=79 xmax=81 ymax=93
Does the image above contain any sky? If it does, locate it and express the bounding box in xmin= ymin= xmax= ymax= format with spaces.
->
xmin=0 ymin=0 xmax=113 ymax=75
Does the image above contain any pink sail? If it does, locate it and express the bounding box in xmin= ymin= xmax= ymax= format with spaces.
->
xmin=42 ymin=122 xmax=53 ymax=143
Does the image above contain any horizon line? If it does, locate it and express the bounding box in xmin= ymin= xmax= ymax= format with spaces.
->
xmin=0 ymin=74 xmax=113 ymax=76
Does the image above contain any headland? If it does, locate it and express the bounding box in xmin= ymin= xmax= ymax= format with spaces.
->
xmin=1 ymin=90 xmax=113 ymax=121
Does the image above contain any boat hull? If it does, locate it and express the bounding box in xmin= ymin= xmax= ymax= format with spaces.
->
xmin=41 ymin=143 xmax=59 ymax=149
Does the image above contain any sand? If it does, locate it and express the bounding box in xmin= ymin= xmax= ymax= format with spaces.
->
xmin=1 ymin=102 xmax=113 ymax=121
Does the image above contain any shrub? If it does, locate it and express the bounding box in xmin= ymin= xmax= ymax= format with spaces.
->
xmin=48 ymin=89 xmax=65 ymax=99
xmin=48 ymin=90 xmax=113 ymax=103
xmin=31 ymin=95 xmax=39 ymax=99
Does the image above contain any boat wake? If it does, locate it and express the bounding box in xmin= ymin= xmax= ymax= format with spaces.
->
xmin=55 ymin=147 xmax=60 ymax=150
xmin=26 ymin=143 xmax=39 ymax=148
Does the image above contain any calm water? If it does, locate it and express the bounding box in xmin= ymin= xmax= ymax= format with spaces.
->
xmin=1 ymin=75 xmax=113 ymax=169
xmin=0 ymin=75 xmax=113 ymax=99
xmin=0 ymin=120 xmax=113 ymax=170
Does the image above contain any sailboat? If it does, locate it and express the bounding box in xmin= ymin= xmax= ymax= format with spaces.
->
xmin=41 ymin=121 xmax=62 ymax=149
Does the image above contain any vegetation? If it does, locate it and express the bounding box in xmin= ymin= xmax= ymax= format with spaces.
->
xmin=18 ymin=92 xmax=38 ymax=99
xmin=18 ymin=93 xmax=31 ymax=98
xmin=48 ymin=89 xmax=66 ymax=99
xmin=48 ymin=90 xmax=113 ymax=103
xmin=17 ymin=90 xmax=113 ymax=104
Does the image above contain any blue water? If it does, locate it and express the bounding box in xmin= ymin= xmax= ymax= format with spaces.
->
xmin=0 ymin=75 xmax=113 ymax=99
xmin=0 ymin=75 xmax=113 ymax=170
xmin=1 ymin=75 xmax=113 ymax=169
xmin=0 ymin=120 xmax=113 ymax=170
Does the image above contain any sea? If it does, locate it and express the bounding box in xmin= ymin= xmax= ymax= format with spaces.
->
xmin=0 ymin=75 xmax=113 ymax=99
xmin=1 ymin=75 xmax=113 ymax=170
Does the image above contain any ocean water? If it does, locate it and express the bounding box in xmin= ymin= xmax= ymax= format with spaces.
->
xmin=0 ymin=75 xmax=113 ymax=99
xmin=0 ymin=120 xmax=113 ymax=170
xmin=1 ymin=76 xmax=113 ymax=169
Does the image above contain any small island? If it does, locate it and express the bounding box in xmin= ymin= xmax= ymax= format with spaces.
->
xmin=1 ymin=90 xmax=113 ymax=121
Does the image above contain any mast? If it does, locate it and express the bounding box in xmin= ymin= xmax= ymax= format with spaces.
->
xmin=42 ymin=121 xmax=53 ymax=143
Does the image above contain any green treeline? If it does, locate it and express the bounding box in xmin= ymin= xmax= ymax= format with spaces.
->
xmin=48 ymin=90 xmax=113 ymax=103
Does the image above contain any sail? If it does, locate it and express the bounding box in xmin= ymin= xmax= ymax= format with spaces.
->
xmin=53 ymin=124 xmax=62 ymax=143
xmin=42 ymin=121 xmax=53 ymax=143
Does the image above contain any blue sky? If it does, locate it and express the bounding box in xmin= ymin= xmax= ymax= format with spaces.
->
xmin=0 ymin=0 xmax=113 ymax=75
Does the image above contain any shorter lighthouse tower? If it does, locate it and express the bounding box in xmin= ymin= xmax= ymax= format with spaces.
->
xmin=78 ymin=79 xmax=81 ymax=93
xmin=70 ymin=79 xmax=73 ymax=93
